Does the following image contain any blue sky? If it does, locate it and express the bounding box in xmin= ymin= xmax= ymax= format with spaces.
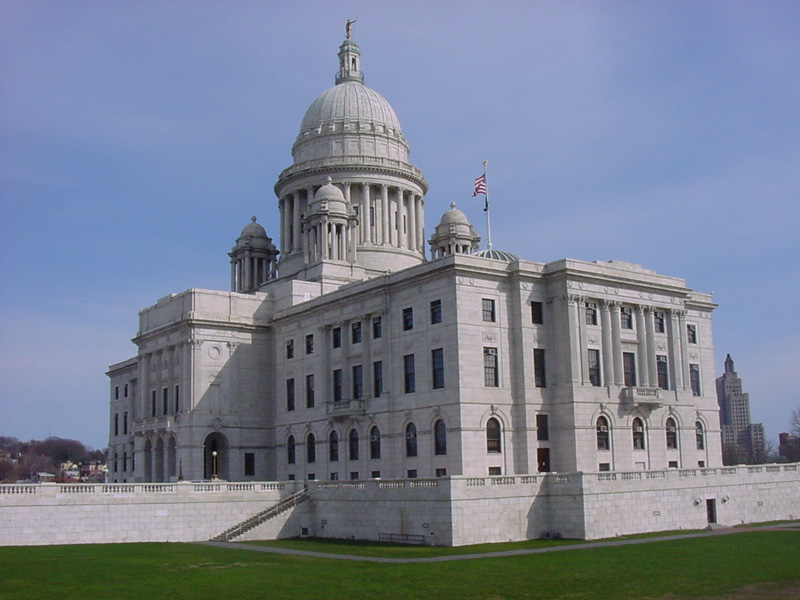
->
xmin=1 ymin=1 xmax=798 ymax=451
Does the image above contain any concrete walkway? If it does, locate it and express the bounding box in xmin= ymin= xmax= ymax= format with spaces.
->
xmin=197 ymin=522 xmax=799 ymax=564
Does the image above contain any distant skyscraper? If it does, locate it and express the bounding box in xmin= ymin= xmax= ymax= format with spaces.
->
xmin=716 ymin=354 xmax=765 ymax=464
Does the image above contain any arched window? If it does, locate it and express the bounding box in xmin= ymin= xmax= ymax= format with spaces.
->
xmin=434 ymin=420 xmax=447 ymax=455
xmin=307 ymin=433 xmax=316 ymax=463
xmin=596 ymin=416 xmax=610 ymax=450
xmin=370 ymin=426 xmax=381 ymax=459
xmin=632 ymin=418 xmax=645 ymax=450
xmin=405 ymin=423 xmax=417 ymax=457
xmin=287 ymin=435 xmax=296 ymax=465
xmin=486 ymin=418 xmax=502 ymax=453
xmin=695 ymin=421 xmax=705 ymax=450
xmin=348 ymin=429 xmax=359 ymax=461
xmin=329 ymin=431 xmax=339 ymax=462
xmin=666 ymin=417 xmax=678 ymax=449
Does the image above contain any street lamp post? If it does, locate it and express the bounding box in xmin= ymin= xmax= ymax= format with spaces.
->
xmin=211 ymin=450 xmax=219 ymax=480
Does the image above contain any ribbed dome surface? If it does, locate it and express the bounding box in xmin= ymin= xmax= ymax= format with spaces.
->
xmin=473 ymin=248 xmax=520 ymax=262
xmin=298 ymin=81 xmax=402 ymax=137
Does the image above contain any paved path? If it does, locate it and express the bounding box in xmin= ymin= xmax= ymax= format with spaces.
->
xmin=197 ymin=522 xmax=799 ymax=564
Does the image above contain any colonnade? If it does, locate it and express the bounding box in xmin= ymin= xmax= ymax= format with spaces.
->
xmin=230 ymin=252 xmax=278 ymax=293
xmin=278 ymin=181 xmax=424 ymax=257
xmin=566 ymin=295 xmax=691 ymax=391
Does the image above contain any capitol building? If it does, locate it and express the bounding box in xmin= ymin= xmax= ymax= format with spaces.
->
xmin=96 ymin=32 xmax=797 ymax=546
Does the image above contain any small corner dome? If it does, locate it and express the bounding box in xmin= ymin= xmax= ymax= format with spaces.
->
xmin=236 ymin=216 xmax=273 ymax=250
xmin=438 ymin=202 xmax=470 ymax=227
xmin=311 ymin=178 xmax=348 ymax=214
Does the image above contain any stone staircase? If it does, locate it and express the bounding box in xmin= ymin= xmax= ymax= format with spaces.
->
xmin=210 ymin=487 xmax=309 ymax=542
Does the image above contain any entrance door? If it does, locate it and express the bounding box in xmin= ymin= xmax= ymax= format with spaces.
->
xmin=537 ymin=448 xmax=551 ymax=473
xmin=706 ymin=499 xmax=717 ymax=524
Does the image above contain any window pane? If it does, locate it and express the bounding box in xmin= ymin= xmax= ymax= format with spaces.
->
xmin=483 ymin=348 xmax=498 ymax=387
xmin=486 ymin=418 xmax=501 ymax=453
xmin=533 ymin=349 xmax=546 ymax=388
xmin=432 ymin=348 xmax=445 ymax=389
xmin=531 ymin=301 xmax=544 ymax=324
xmin=434 ymin=420 xmax=447 ymax=455
xmin=405 ymin=423 xmax=417 ymax=457
xmin=482 ymin=298 xmax=496 ymax=322
xmin=430 ymin=299 xmax=442 ymax=324
xmin=404 ymin=354 xmax=415 ymax=393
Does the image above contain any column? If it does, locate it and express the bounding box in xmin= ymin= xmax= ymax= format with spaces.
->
xmin=665 ymin=310 xmax=686 ymax=390
xmin=361 ymin=183 xmax=371 ymax=244
xmin=609 ymin=301 xmax=623 ymax=385
xmin=600 ymin=301 xmax=613 ymax=386
xmin=243 ymin=251 xmax=252 ymax=292
xmin=645 ymin=308 xmax=657 ymax=386
xmin=396 ymin=189 xmax=405 ymax=248
xmin=407 ymin=191 xmax=416 ymax=252
xmin=635 ymin=306 xmax=649 ymax=387
xmin=381 ymin=184 xmax=389 ymax=245
xmin=279 ymin=198 xmax=287 ymax=255
xmin=230 ymin=260 xmax=236 ymax=292
xmin=567 ymin=295 xmax=581 ymax=383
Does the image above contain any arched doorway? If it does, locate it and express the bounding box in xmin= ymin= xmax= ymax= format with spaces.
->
xmin=143 ymin=438 xmax=153 ymax=482
xmin=204 ymin=433 xmax=229 ymax=480
xmin=166 ymin=436 xmax=177 ymax=482
xmin=154 ymin=437 xmax=165 ymax=482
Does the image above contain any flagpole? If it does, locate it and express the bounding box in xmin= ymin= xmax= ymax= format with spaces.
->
xmin=483 ymin=161 xmax=492 ymax=250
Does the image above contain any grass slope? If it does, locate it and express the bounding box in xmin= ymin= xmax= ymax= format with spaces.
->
xmin=2 ymin=531 xmax=798 ymax=600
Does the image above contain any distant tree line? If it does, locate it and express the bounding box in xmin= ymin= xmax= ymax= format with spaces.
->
xmin=0 ymin=436 xmax=106 ymax=482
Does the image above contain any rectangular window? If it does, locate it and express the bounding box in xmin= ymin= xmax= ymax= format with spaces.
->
xmin=621 ymin=307 xmax=633 ymax=329
xmin=623 ymin=352 xmax=637 ymax=387
xmin=533 ymin=349 xmax=547 ymax=388
xmin=654 ymin=311 xmax=666 ymax=333
xmin=286 ymin=378 xmax=295 ymax=411
xmin=114 ymin=413 xmax=119 ymax=436
xmin=531 ymin=301 xmax=544 ymax=324
xmin=482 ymin=298 xmax=496 ymax=322
xmin=244 ymin=453 xmax=255 ymax=477
xmin=306 ymin=374 xmax=315 ymax=408
xmin=432 ymin=348 xmax=445 ymax=389
xmin=430 ymin=299 xmax=442 ymax=324
xmin=483 ymin=347 xmax=499 ymax=387
xmin=588 ymin=349 xmax=601 ymax=386
xmin=536 ymin=414 xmax=549 ymax=441
xmin=657 ymin=355 xmax=669 ymax=390
xmin=690 ymin=364 xmax=701 ymax=396
xmin=286 ymin=339 xmax=294 ymax=359
xmin=151 ymin=390 xmax=156 ymax=417
xmin=332 ymin=327 xmax=342 ymax=348
xmin=114 ymin=386 xmax=119 ymax=400
xmin=668 ymin=460 xmax=679 ymax=469
xmin=370 ymin=471 xmax=380 ymax=479
xmin=305 ymin=334 xmax=314 ymax=355
xmin=402 ymin=307 xmax=414 ymax=331
xmin=174 ymin=385 xmax=180 ymax=412
xmin=352 ymin=365 xmax=363 ymax=399
xmin=687 ymin=324 xmax=698 ymax=344
xmin=599 ymin=463 xmax=611 ymax=472
xmin=351 ymin=321 xmax=362 ymax=344
xmin=333 ymin=369 xmax=343 ymax=402
xmin=404 ymin=354 xmax=416 ymax=393
xmin=372 ymin=316 xmax=382 ymax=339
xmin=124 ymin=383 xmax=128 ymax=398
xmin=373 ymin=360 xmax=383 ymax=397
xmin=162 ymin=388 xmax=168 ymax=414
xmin=585 ymin=302 xmax=598 ymax=325
xmin=436 ymin=468 xmax=447 ymax=477
xmin=488 ymin=466 xmax=502 ymax=476
xmin=330 ymin=472 xmax=339 ymax=481
xmin=350 ymin=471 xmax=359 ymax=480
xmin=407 ymin=469 xmax=417 ymax=479
xmin=123 ymin=412 xmax=128 ymax=435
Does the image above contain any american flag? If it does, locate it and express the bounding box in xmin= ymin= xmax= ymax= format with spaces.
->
xmin=472 ymin=174 xmax=486 ymax=196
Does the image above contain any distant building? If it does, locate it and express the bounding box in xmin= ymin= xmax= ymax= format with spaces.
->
xmin=779 ymin=432 xmax=800 ymax=463
xmin=716 ymin=354 xmax=765 ymax=464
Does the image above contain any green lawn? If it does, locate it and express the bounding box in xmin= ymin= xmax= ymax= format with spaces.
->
xmin=3 ymin=530 xmax=799 ymax=600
